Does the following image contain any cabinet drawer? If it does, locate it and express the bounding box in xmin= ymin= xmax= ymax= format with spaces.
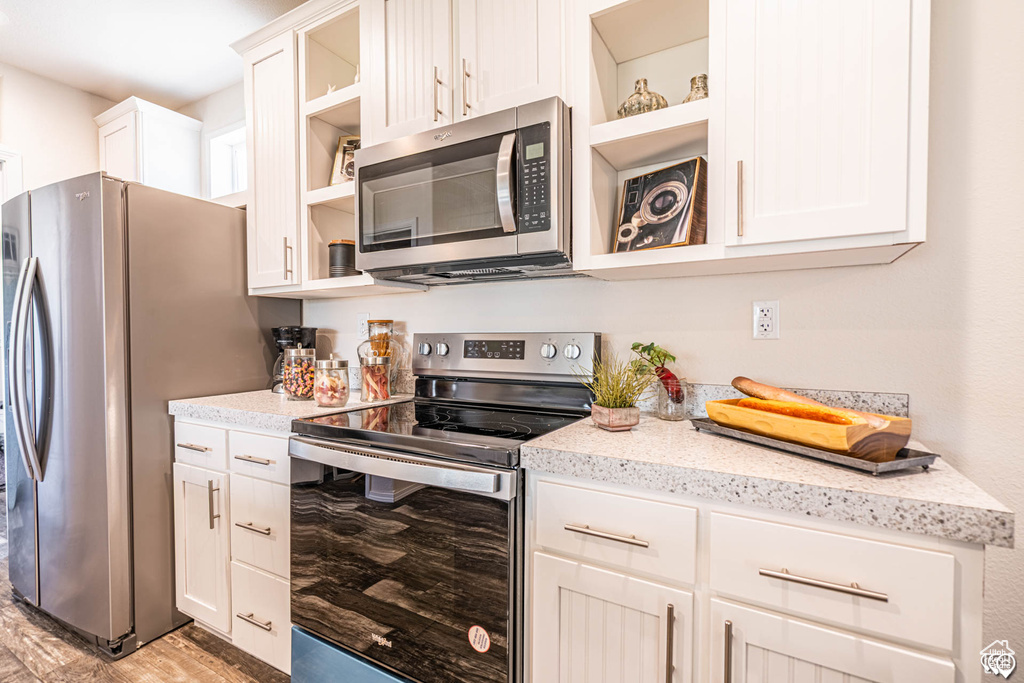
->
xmin=230 ymin=473 xmax=290 ymax=578
xmin=229 ymin=430 xmax=289 ymax=484
xmin=231 ymin=561 xmax=291 ymax=674
xmin=535 ymin=480 xmax=697 ymax=585
xmin=174 ymin=422 xmax=227 ymax=470
xmin=709 ymin=513 xmax=955 ymax=651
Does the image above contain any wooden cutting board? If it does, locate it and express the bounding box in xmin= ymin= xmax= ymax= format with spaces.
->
xmin=705 ymin=399 xmax=912 ymax=463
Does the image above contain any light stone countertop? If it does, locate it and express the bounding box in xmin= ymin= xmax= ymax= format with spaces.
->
xmin=521 ymin=416 xmax=1014 ymax=548
xmin=168 ymin=390 xmax=414 ymax=433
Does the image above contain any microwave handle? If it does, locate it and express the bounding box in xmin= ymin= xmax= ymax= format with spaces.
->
xmin=496 ymin=132 xmax=517 ymax=233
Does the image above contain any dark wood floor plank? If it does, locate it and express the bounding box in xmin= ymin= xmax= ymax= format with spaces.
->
xmin=0 ymin=603 xmax=90 ymax=679
xmin=0 ymin=640 xmax=38 ymax=682
xmin=174 ymin=625 xmax=290 ymax=683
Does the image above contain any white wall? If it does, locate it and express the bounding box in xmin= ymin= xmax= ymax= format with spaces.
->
xmin=177 ymin=81 xmax=245 ymax=199
xmin=0 ymin=62 xmax=114 ymax=191
xmin=305 ymin=0 xmax=1024 ymax=644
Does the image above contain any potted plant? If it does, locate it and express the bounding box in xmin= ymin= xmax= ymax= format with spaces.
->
xmin=577 ymin=353 xmax=655 ymax=432
xmin=632 ymin=342 xmax=686 ymax=421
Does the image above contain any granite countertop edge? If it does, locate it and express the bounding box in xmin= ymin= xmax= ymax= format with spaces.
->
xmin=168 ymin=391 xmax=414 ymax=432
xmin=521 ymin=436 xmax=1015 ymax=549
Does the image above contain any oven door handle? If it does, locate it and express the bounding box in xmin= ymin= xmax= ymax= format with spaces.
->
xmin=290 ymin=436 xmax=512 ymax=499
xmin=496 ymin=132 xmax=517 ymax=234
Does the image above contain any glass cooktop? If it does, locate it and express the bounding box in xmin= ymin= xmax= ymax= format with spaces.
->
xmin=291 ymin=400 xmax=586 ymax=468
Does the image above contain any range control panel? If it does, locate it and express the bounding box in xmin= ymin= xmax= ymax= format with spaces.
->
xmin=413 ymin=332 xmax=601 ymax=380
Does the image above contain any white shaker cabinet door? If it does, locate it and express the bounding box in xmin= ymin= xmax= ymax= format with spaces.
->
xmin=724 ymin=0 xmax=917 ymax=245
xmin=710 ymin=600 xmax=954 ymax=683
xmin=532 ymin=552 xmax=693 ymax=683
xmin=173 ymin=463 xmax=231 ymax=634
xmin=454 ymin=0 xmax=564 ymax=120
xmin=243 ymin=31 xmax=300 ymax=288
xmin=368 ymin=0 xmax=453 ymax=143
xmin=98 ymin=111 xmax=140 ymax=183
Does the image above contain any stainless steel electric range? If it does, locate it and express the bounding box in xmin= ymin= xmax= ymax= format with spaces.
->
xmin=288 ymin=332 xmax=600 ymax=683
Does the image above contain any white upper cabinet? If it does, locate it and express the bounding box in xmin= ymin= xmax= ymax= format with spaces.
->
xmin=95 ymin=97 xmax=201 ymax=197
xmin=243 ymin=32 xmax=300 ymax=289
xmin=368 ymin=0 xmax=454 ymax=143
xmin=724 ymin=0 xmax=922 ymax=246
xmin=454 ymin=0 xmax=565 ymax=119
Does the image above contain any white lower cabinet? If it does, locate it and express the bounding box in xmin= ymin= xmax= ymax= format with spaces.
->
xmin=173 ymin=462 xmax=231 ymax=634
xmin=231 ymin=561 xmax=291 ymax=673
xmin=173 ymin=419 xmax=295 ymax=673
xmin=528 ymin=473 xmax=981 ymax=683
xmin=532 ymin=552 xmax=694 ymax=683
xmin=710 ymin=599 xmax=954 ymax=683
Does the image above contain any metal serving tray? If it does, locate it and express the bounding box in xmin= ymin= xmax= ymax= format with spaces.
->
xmin=690 ymin=418 xmax=938 ymax=475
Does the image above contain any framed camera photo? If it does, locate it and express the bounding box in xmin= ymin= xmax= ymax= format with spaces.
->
xmin=330 ymin=135 xmax=360 ymax=185
xmin=613 ymin=156 xmax=708 ymax=253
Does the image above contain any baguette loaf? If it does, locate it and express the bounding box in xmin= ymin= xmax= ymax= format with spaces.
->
xmin=736 ymin=398 xmax=865 ymax=426
xmin=732 ymin=376 xmax=889 ymax=429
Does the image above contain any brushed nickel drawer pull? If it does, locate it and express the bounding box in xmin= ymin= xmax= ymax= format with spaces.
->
xmin=461 ymin=58 xmax=471 ymax=116
xmin=207 ymin=480 xmax=220 ymax=530
xmin=665 ymin=603 xmax=675 ymax=683
xmin=433 ymin=66 xmax=443 ymax=122
xmin=237 ymin=612 xmax=273 ymax=631
xmin=283 ymin=237 xmax=293 ymax=280
xmin=563 ymin=523 xmax=650 ymax=548
xmin=234 ymin=454 xmax=274 ymax=466
xmin=758 ymin=567 xmax=889 ymax=602
xmin=177 ymin=442 xmax=211 ymax=453
xmin=235 ymin=522 xmax=272 ymax=536
xmin=723 ymin=620 xmax=733 ymax=682
xmin=736 ymin=160 xmax=744 ymax=237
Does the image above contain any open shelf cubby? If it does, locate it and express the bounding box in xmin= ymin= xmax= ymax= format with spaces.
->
xmin=305 ymin=88 xmax=361 ymax=192
xmin=590 ymin=0 xmax=709 ymax=125
xmin=307 ymin=203 xmax=356 ymax=281
xmin=304 ymin=7 xmax=360 ymax=103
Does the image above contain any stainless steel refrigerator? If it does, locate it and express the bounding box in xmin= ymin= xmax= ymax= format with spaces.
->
xmin=1 ymin=172 xmax=299 ymax=656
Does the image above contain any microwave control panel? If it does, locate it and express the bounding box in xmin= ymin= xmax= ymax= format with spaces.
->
xmin=518 ymin=122 xmax=551 ymax=234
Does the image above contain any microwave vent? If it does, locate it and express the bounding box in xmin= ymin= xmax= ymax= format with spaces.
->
xmin=439 ymin=268 xmax=519 ymax=278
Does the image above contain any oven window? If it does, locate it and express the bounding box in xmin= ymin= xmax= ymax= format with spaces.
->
xmin=359 ymin=133 xmax=515 ymax=253
xmin=292 ymin=470 xmax=511 ymax=683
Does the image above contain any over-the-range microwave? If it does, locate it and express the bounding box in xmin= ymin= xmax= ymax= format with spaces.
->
xmin=355 ymin=97 xmax=573 ymax=285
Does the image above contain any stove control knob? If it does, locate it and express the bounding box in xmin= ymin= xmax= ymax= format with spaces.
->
xmin=540 ymin=343 xmax=558 ymax=360
xmin=418 ymin=342 xmax=432 ymax=356
xmin=435 ymin=342 xmax=450 ymax=356
xmin=563 ymin=344 xmax=582 ymax=360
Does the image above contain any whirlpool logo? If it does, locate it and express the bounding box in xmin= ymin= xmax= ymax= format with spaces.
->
xmin=371 ymin=633 xmax=393 ymax=648
xmin=434 ymin=130 xmax=452 ymax=142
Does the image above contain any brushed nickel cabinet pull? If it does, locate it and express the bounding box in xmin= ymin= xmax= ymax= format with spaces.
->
xmin=234 ymin=454 xmax=274 ymax=466
xmin=563 ymin=523 xmax=650 ymax=548
xmin=433 ymin=66 xmax=443 ymax=122
xmin=758 ymin=567 xmax=889 ymax=602
xmin=461 ymin=58 xmax=471 ymax=116
xmin=665 ymin=603 xmax=675 ymax=682
xmin=176 ymin=442 xmax=210 ymax=453
xmin=237 ymin=612 xmax=273 ymax=631
xmin=736 ymin=160 xmax=744 ymax=237
xmin=235 ymin=522 xmax=272 ymax=536
xmin=283 ymin=237 xmax=293 ymax=280
xmin=723 ymin=620 xmax=733 ymax=682
xmin=207 ymin=480 xmax=221 ymax=530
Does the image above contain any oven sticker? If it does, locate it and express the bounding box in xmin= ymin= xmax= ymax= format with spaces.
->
xmin=468 ymin=625 xmax=491 ymax=653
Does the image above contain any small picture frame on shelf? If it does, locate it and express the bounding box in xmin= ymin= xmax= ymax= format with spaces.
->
xmin=330 ymin=135 xmax=360 ymax=185
xmin=613 ymin=156 xmax=708 ymax=253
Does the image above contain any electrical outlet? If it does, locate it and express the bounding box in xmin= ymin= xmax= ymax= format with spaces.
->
xmin=357 ymin=313 xmax=370 ymax=339
xmin=752 ymin=300 xmax=780 ymax=339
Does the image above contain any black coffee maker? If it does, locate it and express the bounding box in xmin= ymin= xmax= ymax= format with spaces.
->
xmin=271 ymin=326 xmax=318 ymax=393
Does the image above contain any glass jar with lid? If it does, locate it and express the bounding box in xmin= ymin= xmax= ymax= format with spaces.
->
xmin=360 ymin=356 xmax=391 ymax=403
xmin=314 ymin=356 xmax=350 ymax=407
xmin=282 ymin=346 xmax=315 ymax=400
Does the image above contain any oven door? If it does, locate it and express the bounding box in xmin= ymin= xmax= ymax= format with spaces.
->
xmin=289 ymin=436 xmax=520 ymax=683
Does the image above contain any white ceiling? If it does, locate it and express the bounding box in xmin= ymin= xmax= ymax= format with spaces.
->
xmin=0 ymin=0 xmax=307 ymax=110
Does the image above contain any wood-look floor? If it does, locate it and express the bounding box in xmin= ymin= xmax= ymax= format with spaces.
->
xmin=0 ymin=491 xmax=290 ymax=683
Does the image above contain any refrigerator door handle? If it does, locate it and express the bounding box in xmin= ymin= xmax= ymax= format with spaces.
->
xmin=14 ymin=257 xmax=46 ymax=482
xmin=27 ymin=261 xmax=53 ymax=483
xmin=8 ymin=257 xmax=35 ymax=480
